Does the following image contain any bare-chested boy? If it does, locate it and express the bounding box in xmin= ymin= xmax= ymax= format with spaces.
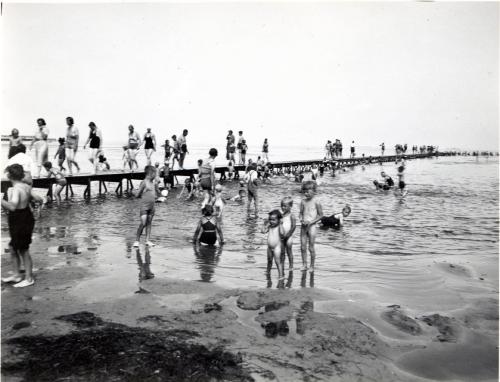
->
xmin=299 ymin=181 xmax=323 ymax=273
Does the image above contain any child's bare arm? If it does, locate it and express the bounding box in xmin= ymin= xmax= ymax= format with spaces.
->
xmin=310 ymin=201 xmax=324 ymax=225
xmin=288 ymin=214 xmax=297 ymax=237
xmin=193 ymin=221 xmax=202 ymax=243
xmin=135 ymin=181 xmax=145 ymax=198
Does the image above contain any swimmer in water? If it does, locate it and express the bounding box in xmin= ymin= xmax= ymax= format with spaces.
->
xmin=262 ymin=209 xmax=285 ymax=280
xmin=213 ymin=184 xmax=225 ymax=224
xmin=229 ymin=189 xmax=246 ymax=202
xmin=43 ymin=161 xmax=67 ymax=205
xmin=193 ymin=205 xmax=224 ymax=246
xmin=133 ymin=165 xmax=161 ymax=247
xmin=280 ymin=196 xmax=297 ymax=270
xmin=373 ymin=171 xmax=394 ymax=191
xmin=299 ymin=181 xmax=323 ymax=273
xmin=320 ymin=205 xmax=351 ymax=228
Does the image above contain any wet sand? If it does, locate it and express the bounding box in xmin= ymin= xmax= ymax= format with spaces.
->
xmin=1 ymin=232 xmax=498 ymax=382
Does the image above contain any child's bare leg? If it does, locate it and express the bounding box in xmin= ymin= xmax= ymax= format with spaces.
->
xmin=286 ymin=239 xmax=294 ymax=269
xmin=300 ymin=226 xmax=308 ymax=270
xmin=136 ymin=215 xmax=148 ymax=241
xmin=19 ymin=249 xmax=33 ymax=282
xmin=55 ymin=185 xmax=62 ymax=204
xmin=145 ymin=213 xmax=154 ymax=242
xmin=273 ymin=246 xmax=284 ymax=279
xmin=10 ymin=246 xmax=22 ymax=277
xmin=266 ymin=247 xmax=273 ymax=273
xmin=308 ymin=225 xmax=317 ymax=272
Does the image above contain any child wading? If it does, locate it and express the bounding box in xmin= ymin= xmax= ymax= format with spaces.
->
xmin=280 ymin=196 xmax=297 ymax=270
xmin=193 ymin=205 xmax=224 ymax=246
xmin=1 ymin=164 xmax=44 ymax=287
xmin=133 ymin=166 xmax=161 ymax=247
xmin=299 ymin=181 xmax=323 ymax=272
xmin=43 ymin=161 xmax=67 ymax=204
xmin=262 ymin=209 xmax=285 ymax=280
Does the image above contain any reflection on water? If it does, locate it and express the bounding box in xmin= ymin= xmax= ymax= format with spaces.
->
xmin=136 ymin=247 xmax=155 ymax=282
xmin=194 ymin=244 xmax=221 ymax=282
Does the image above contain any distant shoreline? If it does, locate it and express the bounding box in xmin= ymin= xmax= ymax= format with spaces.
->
xmin=1 ymin=135 xmax=57 ymax=143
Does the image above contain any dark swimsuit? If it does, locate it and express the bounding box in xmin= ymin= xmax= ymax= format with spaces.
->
xmin=89 ymin=131 xmax=100 ymax=149
xmin=199 ymin=218 xmax=217 ymax=245
xmin=321 ymin=215 xmax=341 ymax=229
xmin=144 ymin=134 xmax=154 ymax=149
xmin=8 ymin=207 xmax=35 ymax=251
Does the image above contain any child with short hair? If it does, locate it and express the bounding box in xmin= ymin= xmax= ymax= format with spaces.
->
xmin=43 ymin=161 xmax=67 ymax=204
xmin=299 ymin=181 xmax=323 ymax=272
xmin=54 ymin=138 xmax=67 ymax=171
xmin=229 ymin=189 xmax=246 ymax=202
xmin=133 ymin=165 xmax=161 ymax=247
xmin=320 ymin=205 xmax=351 ymax=228
xmin=280 ymin=196 xmax=297 ymax=270
xmin=1 ymin=164 xmax=44 ymax=287
xmin=122 ymin=145 xmax=130 ymax=170
xmin=262 ymin=209 xmax=285 ymax=279
xmin=244 ymin=163 xmax=259 ymax=212
xmin=193 ymin=205 xmax=224 ymax=246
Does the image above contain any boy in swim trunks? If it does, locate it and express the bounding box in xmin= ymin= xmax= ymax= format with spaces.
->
xmin=280 ymin=196 xmax=297 ymax=270
xmin=1 ymin=164 xmax=44 ymax=287
xmin=262 ymin=209 xmax=285 ymax=280
xmin=320 ymin=205 xmax=351 ymax=228
xmin=133 ymin=165 xmax=161 ymax=247
xmin=43 ymin=161 xmax=67 ymax=205
xmin=299 ymin=181 xmax=323 ymax=273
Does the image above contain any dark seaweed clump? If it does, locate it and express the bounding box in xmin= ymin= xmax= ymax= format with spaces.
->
xmin=2 ymin=312 xmax=252 ymax=382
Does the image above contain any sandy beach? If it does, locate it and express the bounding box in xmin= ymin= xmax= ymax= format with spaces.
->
xmin=1 ymin=224 xmax=497 ymax=381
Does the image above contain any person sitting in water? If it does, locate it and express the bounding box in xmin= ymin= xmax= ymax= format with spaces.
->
xmin=228 ymin=189 xmax=246 ymax=202
xmin=43 ymin=161 xmax=67 ymax=204
xmin=178 ymin=175 xmax=197 ymax=200
xmin=320 ymin=205 xmax=352 ymax=228
xmin=193 ymin=205 xmax=224 ymax=246
xmin=373 ymin=171 xmax=394 ymax=190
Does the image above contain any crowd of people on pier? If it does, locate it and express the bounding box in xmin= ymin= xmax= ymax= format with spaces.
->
xmin=3 ymin=116 xmax=442 ymax=288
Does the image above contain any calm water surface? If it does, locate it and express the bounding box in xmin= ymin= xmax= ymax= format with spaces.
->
xmin=2 ymin=155 xmax=497 ymax=309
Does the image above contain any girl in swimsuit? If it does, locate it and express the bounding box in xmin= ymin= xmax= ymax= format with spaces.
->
xmin=262 ymin=209 xmax=285 ymax=279
xmin=133 ymin=165 xmax=160 ymax=247
xmin=43 ymin=161 xmax=67 ymax=205
xmin=143 ymin=128 xmax=156 ymax=166
xmin=83 ymin=122 xmax=102 ymax=174
xmin=193 ymin=205 xmax=224 ymax=246
xmin=262 ymin=138 xmax=269 ymax=161
xmin=280 ymin=196 xmax=297 ymax=270
xmin=30 ymin=118 xmax=49 ymax=177
xmin=1 ymin=164 xmax=44 ymax=288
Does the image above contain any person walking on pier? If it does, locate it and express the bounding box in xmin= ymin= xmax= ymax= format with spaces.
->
xmin=162 ymin=139 xmax=172 ymax=164
xmin=226 ymin=130 xmax=235 ymax=160
xmin=142 ymin=128 xmax=157 ymax=166
xmin=199 ymin=148 xmax=218 ymax=208
xmin=83 ymin=122 xmax=102 ymax=174
xmin=30 ymin=118 xmax=49 ymax=177
xmin=262 ymin=138 xmax=269 ymax=161
xmin=127 ymin=125 xmax=141 ymax=171
xmin=65 ymin=117 xmax=81 ymax=175
xmin=350 ymin=141 xmax=355 ymax=158
xmin=237 ymin=131 xmax=245 ymax=164
xmin=177 ymin=129 xmax=189 ymax=170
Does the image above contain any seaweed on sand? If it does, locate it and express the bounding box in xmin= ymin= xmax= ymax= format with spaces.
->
xmin=2 ymin=312 xmax=252 ymax=382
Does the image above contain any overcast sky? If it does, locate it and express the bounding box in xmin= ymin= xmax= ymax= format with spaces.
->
xmin=1 ymin=2 xmax=498 ymax=150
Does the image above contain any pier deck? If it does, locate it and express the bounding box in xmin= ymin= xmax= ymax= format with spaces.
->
xmin=1 ymin=153 xmax=450 ymax=197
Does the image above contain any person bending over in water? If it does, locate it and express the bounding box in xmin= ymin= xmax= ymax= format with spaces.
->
xmin=373 ymin=171 xmax=394 ymax=191
xmin=228 ymin=189 xmax=246 ymax=202
xmin=1 ymin=164 xmax=44 ymax=287
xmin=320 ymin=205 xmax=351 ymax=228
xmin=262 ymin=209 xmax=285 ymax=280
xmin=193 ymin=205 xmax=224 ymax=246
xmin=133 ymin=165 xmax=161 ymax=248
xmin=43 ymin=161 xmax=67 ymax=205
xmin=299 ymin=181 xmax=323 ymax=273
xmin=280 ymin=196 xmax=297 ymax=270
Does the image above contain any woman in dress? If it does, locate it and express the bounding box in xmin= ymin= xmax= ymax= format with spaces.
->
xmin=29 ymin=118 xmax=49 ymax=177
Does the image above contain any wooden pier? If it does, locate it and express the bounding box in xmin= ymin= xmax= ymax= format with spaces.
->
xmin=1 ymin=152 xmax=453 ymax=197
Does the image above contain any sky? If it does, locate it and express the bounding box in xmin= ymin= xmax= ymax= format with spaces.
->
xmin=1 ymin=2 xmax=498 ymax=150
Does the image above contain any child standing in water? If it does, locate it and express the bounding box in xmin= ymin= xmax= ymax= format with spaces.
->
xmin=8 ymin=129 xmax=22 ymax=159
xmin=395 ymin=165 xmax=407 ymax=197
xmin=280 ymin=196 xmax=297 ymax=270
xmin=244 ymin=163 xmax=259 ymax=212
xmin=262 ymin=209 xmax=285 ymax=280
xmin=193 ymin=205 xmax=224 ymax=246
xmin=1 ymin=164 xmax=44 ymax=287
xmin=133 ymin=166 xmax=161 ymax=247
xmin=54 ymin=138 xmax=67 ymax=171
xmin=299 ymin=181 xmax=323 ymax=272
xmin=43 ymin=161 xmax=67 ymax=204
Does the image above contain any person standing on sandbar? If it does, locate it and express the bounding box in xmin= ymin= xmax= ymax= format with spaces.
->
xmin=65 ymin=117 xmax=80 ymax=175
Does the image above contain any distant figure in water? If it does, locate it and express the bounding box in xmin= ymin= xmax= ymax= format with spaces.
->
xmin=373 ymin=171 xmax=394 ymax=191
xmin=300 ymin=181 xmax=323 ymax=273
xmin=395 ymin=165 xmax=407 ymax=197
xmin=280 ymin=196 xmax=297 ymax=270
xmin=193 ymin=205 xmax=224 ymax=246
xmin=8 ymin=128 xmax=22 ymax=159
xmin=320 ymin=205 xmax=351 ymax=228
xmin=1 ymin=164 xmax=44 ymax=288
xmin=262 ymin=209 xmax=285 ymax=280
xmin=244 ymin=162 xmax=259 ymax=212
xmin=54 ymin=138 xmax=67 ymax=171
xmin=133 ymin=165 xmax=161 ymax=248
